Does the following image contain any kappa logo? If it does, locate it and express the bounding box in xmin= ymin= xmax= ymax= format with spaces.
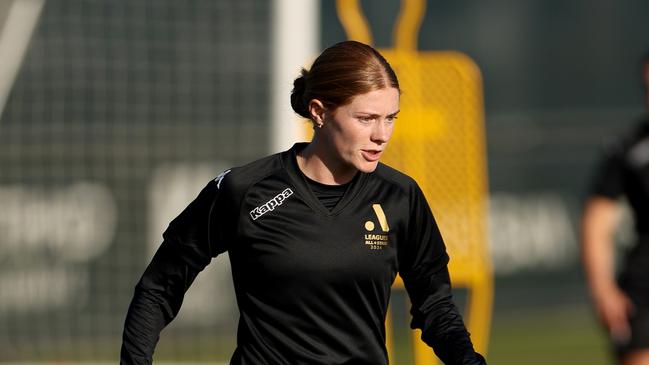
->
xmin=214 ymin=169 xmax=231 ymax=189
xmin=364 ymin=204 xmax=390 ymax=250
xmin=250 ymin=188 xmax=294 ymax=220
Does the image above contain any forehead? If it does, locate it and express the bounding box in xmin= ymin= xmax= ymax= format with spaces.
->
xmin=344 ymin=88 xmax=400 ymax=112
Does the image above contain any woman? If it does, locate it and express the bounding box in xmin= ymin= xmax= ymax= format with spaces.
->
xmin=581 ymin=51 xmax=649 ymax=365
xmin=121 ymin=40 xmax=486 ymax=365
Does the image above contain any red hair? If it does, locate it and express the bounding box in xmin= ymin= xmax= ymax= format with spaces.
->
xmin=291 ymin=41 xmax=400 ymax=119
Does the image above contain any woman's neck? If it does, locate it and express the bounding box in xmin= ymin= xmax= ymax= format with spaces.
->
xmin=296 ymin=142 xmax=357 ymax=185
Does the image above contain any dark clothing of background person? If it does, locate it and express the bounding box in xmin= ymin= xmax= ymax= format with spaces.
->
xmin=588 ymin=117 xmax=649 ymax=354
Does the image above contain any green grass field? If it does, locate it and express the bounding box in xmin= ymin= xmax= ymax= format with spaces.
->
xmin=487 ymin=305 xmax=613 ymax=365
xmin=385 ymin=292 xmax=614 ymax=365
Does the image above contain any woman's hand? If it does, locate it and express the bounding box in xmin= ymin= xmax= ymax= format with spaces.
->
xmin=593 ymin=284 xmax=635 ymax=343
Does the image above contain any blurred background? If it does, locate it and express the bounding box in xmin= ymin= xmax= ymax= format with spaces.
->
xmin=1 ymin=0 xmax=648 ymax=364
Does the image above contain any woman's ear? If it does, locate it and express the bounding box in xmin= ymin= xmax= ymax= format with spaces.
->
xmin=308 ymin=99 xmax=326 ymax=128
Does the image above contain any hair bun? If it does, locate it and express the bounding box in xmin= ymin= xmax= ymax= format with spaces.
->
xmin=290 ymin=69 xmax=310 ymax=119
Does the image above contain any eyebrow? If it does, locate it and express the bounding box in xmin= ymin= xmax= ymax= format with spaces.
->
xmin=355 ymin=110 xmax=400 ymax=118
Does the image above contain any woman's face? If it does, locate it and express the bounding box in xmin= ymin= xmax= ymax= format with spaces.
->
xmin=320 ymin=87 xmax=400 ymax=174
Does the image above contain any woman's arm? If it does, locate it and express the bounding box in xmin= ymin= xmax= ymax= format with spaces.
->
xmin=121 ymin=240 xmax=204 ymax=364
xmin=405 ymin=265 xmax=486 ymax=365
xmin=580 ymin=196 xmax=634 ymax=343
xmin=120 ymin=178 xmax=231 ymax=364
xmin=400 ymin=183 xmax=486 ymax=365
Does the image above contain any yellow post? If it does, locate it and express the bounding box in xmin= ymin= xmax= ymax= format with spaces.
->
xmin=336 ymin=1 xmax=493 ymax=363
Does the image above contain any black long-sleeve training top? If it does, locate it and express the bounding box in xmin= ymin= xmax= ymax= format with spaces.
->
xmin=589 ymin=117 xmax=649 ymax=294
xmin=121 ymin=143 xmax=485 ymax=365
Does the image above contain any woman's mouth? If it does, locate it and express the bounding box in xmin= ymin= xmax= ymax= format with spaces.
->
xmin=361 ymin=149 xmax=382 ymax=162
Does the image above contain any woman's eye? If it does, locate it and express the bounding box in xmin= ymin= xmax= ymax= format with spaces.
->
xmin=358 ymin=116 xmax=373 ymax=123
xmin=386 ymin=116 xmax=397 ymax=124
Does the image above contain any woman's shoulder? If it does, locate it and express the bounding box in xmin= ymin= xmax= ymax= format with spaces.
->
xmin=373 ymin=162 xmax=418 ymax=191
xmin=598 ymin=117 xmax=649 ymax=160
xmin=217 ymin=152 xmax=284 ymax=193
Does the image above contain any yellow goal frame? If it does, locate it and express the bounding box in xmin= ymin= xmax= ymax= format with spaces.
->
xmin=336 ymin=0 xmax=493 ymax=363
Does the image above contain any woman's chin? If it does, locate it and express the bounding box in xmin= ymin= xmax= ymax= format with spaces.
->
xmin=357 ymin=161 xmax=380 ymax=173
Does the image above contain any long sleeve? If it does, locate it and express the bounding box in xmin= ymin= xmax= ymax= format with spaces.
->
xmin=407 ymin=266 xmax=485 ymax=365
xmin=121 ymin=177 xmax=234 ymax=364
xmin=399 ymin=183 xmax=486 ymax=365
xmin=120 ymin=240 xmax=204 ymax=364
xmin=589 ymin=138 xmax=626 ymax=200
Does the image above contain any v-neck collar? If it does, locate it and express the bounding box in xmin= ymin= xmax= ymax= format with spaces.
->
xmin=281 ymin=143 xmax=367 ymax=217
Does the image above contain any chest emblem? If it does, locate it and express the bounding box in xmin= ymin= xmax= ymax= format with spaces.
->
xmin=364 ymin=204 xmax=390 ymax=250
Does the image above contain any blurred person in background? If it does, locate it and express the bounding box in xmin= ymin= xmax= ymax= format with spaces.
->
xmin=120 ymin=40 xmax=486 ymax=365
xmin=581 ymin=50 xmax=649 ymax=365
